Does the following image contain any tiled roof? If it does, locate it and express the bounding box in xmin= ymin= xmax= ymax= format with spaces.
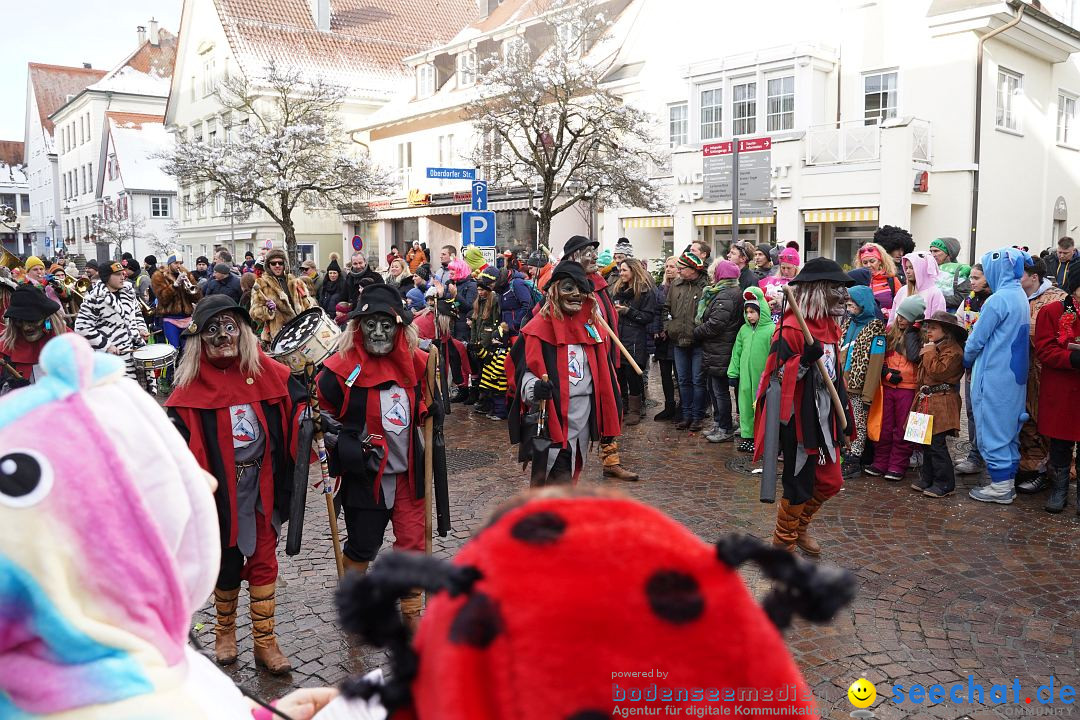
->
xmin=27 ymin=63 xmax=107 ymax=135
xmin=0 ymin=141 xmax=24 ymax=169
xmin=214 ymin=0 xmax=479 ymax=95
xmin=125 ymin=30 xmax=179 ymax=77
xmin=104 ymin=112 xmax=166 ymax=129
xmin=88 ymin=30 xmax=178 ymax=97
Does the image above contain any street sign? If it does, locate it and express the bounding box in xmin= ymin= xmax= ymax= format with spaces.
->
xmin=480 ymin=248 xmax=496 ymax=267
xmin=426 ymin=167 xmax=477 ymax=180
xmin=462 ymin=211 xmax=496 ymax=248
xmin=471 ymin=180 xmax=488 ymax=211
xmin=740 ymin=201 xmax=775 ymax=216
xmin=351 ymin=235 xmax=364 ymax=252
xmin=702 ymin=137 xmax=772 ymax=204
xmin=264 ymin=239 xmax=273 ymax=250
xmin=44 ymin=237 xmax=51 ymax=247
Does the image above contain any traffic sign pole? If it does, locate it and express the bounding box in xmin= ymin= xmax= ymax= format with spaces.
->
xmin=732 ymin=140 xmax=740 ymax=252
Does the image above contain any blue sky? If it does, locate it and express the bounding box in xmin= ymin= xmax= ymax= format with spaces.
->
xmin=4 ymin=0 xmax=183 ymax=141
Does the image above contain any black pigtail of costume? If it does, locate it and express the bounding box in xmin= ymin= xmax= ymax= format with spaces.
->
xmin=715 ymin=534 xmax=855 ymax=630
xmin=336 ymin=552 xmax=482 ymax=711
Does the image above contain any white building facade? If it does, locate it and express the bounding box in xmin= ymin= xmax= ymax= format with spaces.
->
xmin=0 ymin=142 xmax=31 ymax=255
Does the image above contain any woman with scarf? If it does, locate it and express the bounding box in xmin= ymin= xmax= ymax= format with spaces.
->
xmin=855 ymin=243 xmax=901 ymax=320
xmin=318 ymin=257 xmax=345 ymax=314
xmin=693 ymin=260 xmax=744 ymax=442
xmin=610 ymin=258 xmax=657 ymax=425
xmin=652 ymin=257 xmax=679 ymax=421
xmin=838 ymin=285 xmax=887 ymax=478
xmin=506 ymin=261 xmax=622 ymax=485
xmin=888 ymin=251 xmax=947 ymax=327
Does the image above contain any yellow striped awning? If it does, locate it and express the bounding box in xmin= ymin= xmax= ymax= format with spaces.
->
xmin=622 ymin=216 xmax=673 ymax=229
xmin=694 ymin=214 xmax=775 ymax=227
xmin=802 ymin=208 xmax=879 ymax=223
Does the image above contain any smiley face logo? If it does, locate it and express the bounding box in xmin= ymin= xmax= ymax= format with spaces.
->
xmin=848 ymin=678 xmax=877 ymax=708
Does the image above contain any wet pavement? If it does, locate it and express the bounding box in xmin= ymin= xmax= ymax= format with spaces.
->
xmin=193 ymin=383 xmax=1080 ymax=720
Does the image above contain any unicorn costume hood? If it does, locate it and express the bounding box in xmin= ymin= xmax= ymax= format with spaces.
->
xmin=887 ymin=251 xmax=946 ymax=326
xmin=0 ymin=334 xmax=250 ymax=718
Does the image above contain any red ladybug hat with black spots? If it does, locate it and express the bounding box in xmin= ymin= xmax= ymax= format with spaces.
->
xmin=337 ymin=490 xmax=855 ymax=719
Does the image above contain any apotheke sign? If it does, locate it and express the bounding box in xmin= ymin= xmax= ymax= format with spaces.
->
xmin=672 ymin=167 xmax=792 ymax=205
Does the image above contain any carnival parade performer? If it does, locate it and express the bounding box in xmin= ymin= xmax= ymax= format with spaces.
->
xmin=165 ymin=295 xmax=303 ymax=674
xmin=74 ymin=260 xmax=149 ymax=380
xmin=316 ymin=283 xmax=432 ymax=630
xmin=754 ymin=258 xmax=856 ymax=556
xmin=151 ymin=254 xmax=201 ymax=352
xmin=250 ymin=248 xmax=317 ymax=346
xmin=507 ymin=260 xmax=623 ymax=485
xmin=1 ymin=284 xmax=67 ymax=393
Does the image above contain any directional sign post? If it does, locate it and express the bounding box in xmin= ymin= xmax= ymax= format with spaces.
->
xmin=702 ymin=137 xmax=773 ymax=245
xmin=462 ymin=210 xmax=496 ymax=248
xmin=471 ymin=180 xmax=488 ymax=211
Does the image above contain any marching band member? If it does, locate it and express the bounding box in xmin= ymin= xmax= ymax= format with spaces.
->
xmin=250 ymin=248 xmax=317 ymax=345
xmin=151 ymin=254 xmax=201 ymax=351
xmin=1 ymin=284 xmax=67 ymax=392
xmin=74 ymin=260 xmax=149 ymax=379
xmin=316 ymin=283 xmax=432 ymax=629
xmin=165 ymin=295 xmax=304 ymax=674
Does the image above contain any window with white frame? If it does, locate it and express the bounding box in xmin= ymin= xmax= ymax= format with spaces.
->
xmin=732 ymin=81 xmax=757 ymax=135
xmin=864 ymin=71 xmax=898 ymax=125
xmin=1057 ymin=91 xmax=1076 ymax=145
xmin=151 ymin=196 xmax=171 ymax=218
xmin=669 ymin=103 xmax=688 ymax=147
xmin=202 ymin=58 xmax=217 ymax=96
xmin=767 ymin=75 xmax=795 ymax=131
xmin=87 ymin=162 xmax=92 ymax=193
xmin=416 ymin=63 xmax=436 ymax=98
xmin=396 ymin=142 xmax=412 ymax=170
xmin=457 ymin=51 xmax=476 ymax=87
xmin=700 ymin=87 xmax=723 ymax=140
xmin=996 ymin=68 xmax=1022 ymax=132
xmin=438 ymin=134 xmax=455 ymax=165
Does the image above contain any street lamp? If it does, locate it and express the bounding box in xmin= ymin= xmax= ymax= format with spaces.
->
xmin=48 ymin=219 xmax=56 ymax=258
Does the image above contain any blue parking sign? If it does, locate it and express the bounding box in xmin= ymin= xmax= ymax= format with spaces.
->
xmin=461 ymin=211 xmax=496 ymax=248
xmin=471 ymin=180 xmax=488 ymax=211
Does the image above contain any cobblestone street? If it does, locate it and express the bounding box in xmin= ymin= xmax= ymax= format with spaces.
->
xmin=194 ymin=384 xmax=1080 ymax=720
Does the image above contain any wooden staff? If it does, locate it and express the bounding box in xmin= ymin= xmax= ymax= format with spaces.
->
xmin=422 ymin=349 xmax=438 ymax=557
xmin=304 ymin=363 xmax=345 ymax=578
xmin=781 ymin=284 xmax=847 ymax=431
xmin=0 ymin=358 xmax=24 ymax=380
xmin=593 ymin=314 xmax=643 ymax=376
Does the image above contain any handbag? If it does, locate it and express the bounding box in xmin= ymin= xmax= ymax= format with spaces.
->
xmin=903 ymin=395 xmax=934 ymax=445
xmin=866 ymin=383 xmax=884 ymax=442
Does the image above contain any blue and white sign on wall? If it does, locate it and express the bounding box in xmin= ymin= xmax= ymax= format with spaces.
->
xmin=461 ymin=211 xmax=496 ymax=248
xmin=471 ymin=180 xmax=488 ymax=211
xmin=352 ymin=235 xmax=364 ymax=252
xmin=426 ymin=167 xmax=477 ymax=180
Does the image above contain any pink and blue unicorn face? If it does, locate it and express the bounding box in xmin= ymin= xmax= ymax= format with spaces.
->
xmin=0 ymin=335 xmax=221 ymax=716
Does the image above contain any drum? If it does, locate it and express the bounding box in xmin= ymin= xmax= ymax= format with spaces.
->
xmin=132 ymin=343 xmax=178 ymax=371
xmin=269 ymin=308 xmax=341 ymax=374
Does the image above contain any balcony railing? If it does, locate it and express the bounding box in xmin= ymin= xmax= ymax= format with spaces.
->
xmin=805 ymin=118 xmax=932 ymax=166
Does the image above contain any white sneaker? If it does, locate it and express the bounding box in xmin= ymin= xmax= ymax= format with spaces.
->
xmin=968 ymin=480 xmax=1016 ymax=504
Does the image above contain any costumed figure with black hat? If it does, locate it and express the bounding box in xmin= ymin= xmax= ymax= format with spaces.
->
xmin=753 ymin=258 xmax=856 ymax=556
xmin=151 ymin=254 xmax=201 ymax=351
xmin=165 ymin=295 xmax=306 ymax=674
xmin=73 ymin=260 xmax=149 ymax=380
xmin=315 ymin=283 xmax=433 ymax=630
xmin=562 ymin=236 xmax=639 ymax=481
xmin=1 ymin=284 xmax=67 ymax=393
xmin=507 ymin=261 xmax=624 ymax=485
xmin=250 ymin=248 xmax=317 ymax=346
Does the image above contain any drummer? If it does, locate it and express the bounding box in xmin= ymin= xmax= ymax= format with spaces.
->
xmin=74 ymin=260 xmax=149 ymax=380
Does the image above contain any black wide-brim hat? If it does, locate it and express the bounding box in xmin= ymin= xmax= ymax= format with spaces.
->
xmin=543 ymin=260 xmax=594 ymax=293
xmin=789 ymin=257 xmax=855 ymax=286
xmin=924 ymin=310 xmax=969 ymax=343
xmin=184 ymin=294 xmax=253 ymax=335
xmin=349 ymin=282 xmax=411 ymax=324
xmin=562 ymin=235 xmax=599 ymax=259
xmin=4 ymin=284 xmax=61 ymax=322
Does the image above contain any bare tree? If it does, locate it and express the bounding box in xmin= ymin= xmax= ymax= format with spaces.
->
xmin=159 ymin=62 xmax=394 ymax=267
xmin=95 ymin=211 xmax=150 ymax=259
xmin=464 ymin=0 xmax=668 ymax=249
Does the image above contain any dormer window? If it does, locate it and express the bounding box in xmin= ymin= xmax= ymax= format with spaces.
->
xmin=457 ymin=51 xmax=477 ymax=88
xmin=416 ymin=63 xmax=436 ymax=99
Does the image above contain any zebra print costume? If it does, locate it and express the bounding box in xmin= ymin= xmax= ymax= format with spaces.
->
xmin=74 ymin=281 xmax=149 ymax=379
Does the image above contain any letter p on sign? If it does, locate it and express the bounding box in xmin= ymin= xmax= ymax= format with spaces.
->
xmin=462 ymin=210 xmax=496 ymax=248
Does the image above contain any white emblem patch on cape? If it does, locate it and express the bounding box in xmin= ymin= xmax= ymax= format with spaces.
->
xmin=380 ymin=386 xmax=410 ymax=435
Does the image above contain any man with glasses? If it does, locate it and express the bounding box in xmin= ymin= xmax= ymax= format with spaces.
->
xmin=249 ymin=248 xmax=317 ymax=345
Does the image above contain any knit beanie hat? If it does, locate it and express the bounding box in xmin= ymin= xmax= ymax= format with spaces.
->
xmin=930 ymin=237 xmax=961 ymax=262
xmin=756 ymin=244 xmax=773 ymax=262
xmin=24 ymin=256 xmax=44 ymax=272
xmin=677 ymin=251 xmax=705 ymax=272
xmin=464 ymin=247 xmax=486 ymax=272
xmin=614 ymin=238 xmax=634 ymax=257
xmin=597 ymin=249 xmax=613 ymax=267
xmin=713 ymin=260 xmax=740 ymax=281
xmin=896 ymin=295 xmax=927 ymax=323
xmin=327 ymin=258 xmax=342 ymax=274
xmin=779 ymin=248 xmax=801 ymax=267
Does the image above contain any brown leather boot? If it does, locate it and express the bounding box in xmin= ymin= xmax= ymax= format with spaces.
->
xmin=213 ymin=587 xmax=240 ymax=666
xmin=342 ymin=556 xmax=369 ymax=576
xmin=601 ymin=441 xmax=639 ymax=481
xmin=772 ymin=498 xmax=804 ymax=552
xmin=624 ymin=395 xmax=642 ymax=426
xmin=249 ymin=584 xmax=292 ymax=675
xmin=400 ymin=591 xmax=423 ymax=633
xmin=796 ymin=491 xmax=828 ymax=557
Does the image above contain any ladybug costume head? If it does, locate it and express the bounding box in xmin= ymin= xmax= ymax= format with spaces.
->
xmin=337 ymin=489 xmax=855 ymax=718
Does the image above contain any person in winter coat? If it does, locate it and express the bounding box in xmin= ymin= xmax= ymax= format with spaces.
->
xmin=249 ymin=248 xmax=317 ymax=344
xmin=406 ymin=241 xmax=427 ymax=272
xmin=855 ymin=243 xmax=901 ymax=320
xmin=874 ymin=225 xmax=916 ymax=284
xmin=760 ymin=247 xmax=800 ymax=323
xmin=238 ymin=272 xmax=256 ymax=313
xmin=494 ymin=266 xmax=534 ymax=334
xmin=1046 ymin=236 xmax=1078 ymax=289
xmin=838 ymin=285 xmax=886 ymax=479
xmin=202 ymin=263 xmax=243 ymax=303
xmin=318 ymin=258 xmax=344 ymax=314
xmin=664 ymin=252 xmax=709 ymax=430
xmin=965 ymin=247 xmax=1030 ymax=505
xmin=693 ymin=259 xmax=743 ymax=442
xmin=449 ymin=258 xmax=477 ymax=342
xmin=150 ymin=255 xmax=200 ymax=351
xmin=468 ymin=268 xmax=501 ymax=413
xmin=954 ymin=264 xmax=990 ymax=475
xmin=344 ymin=252 xmax=383 ymax=307
xmin=611 ymin=258 xmax=657 ymax=425
xmin=727 ymin=285 xmax=774 ymax=453
xmin=652 ymin=256 xmax=679 ymax=421
xmin=866 ymin=296 xmax=924 ymax=481
xmin=888 ymin=251 xmax=946 ymax=327
xmin=928 ymin=237 xmax=972 ymax=312
xmin=1033 ymin=270 xmax=1080 ymax=513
